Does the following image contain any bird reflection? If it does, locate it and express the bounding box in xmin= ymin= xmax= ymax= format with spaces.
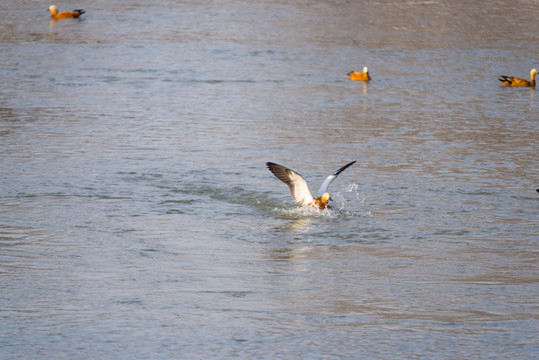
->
xmin=283 ymin=217 xmax=313 ymax=233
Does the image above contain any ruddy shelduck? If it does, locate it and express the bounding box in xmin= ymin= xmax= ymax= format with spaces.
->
xmin=498 ymin=69 xmax=537 ymax=88
xmin=49 ymin=5 xmax=85 ymax=19
xmin=266 ymin=161 xmax=356 ymax=210
xmin=347 ymin=67 xmax=371 ymax=82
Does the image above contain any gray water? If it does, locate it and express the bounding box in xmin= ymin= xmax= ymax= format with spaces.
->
xmin=1 ymin=0 xmax=538 ymax=359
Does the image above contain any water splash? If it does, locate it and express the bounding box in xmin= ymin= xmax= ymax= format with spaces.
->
xmin=274 ymin=206 xmax=338 ymax=219
xmin=274 ymin=205 xmax=371 ymax=219
xmin=271 ymin=182 xmax=371 ymax=218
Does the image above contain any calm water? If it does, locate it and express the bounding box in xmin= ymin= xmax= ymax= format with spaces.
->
xmin=1 ymin=0 xmax=538 ymax=359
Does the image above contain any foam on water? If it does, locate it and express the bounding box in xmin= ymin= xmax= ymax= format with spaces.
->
xmin=272 ymin=183 xmax=372 ymax=219
xmin=274 ymin=206 xmax=372 ymax=220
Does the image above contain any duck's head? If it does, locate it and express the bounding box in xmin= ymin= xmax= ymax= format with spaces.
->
xmin=320 ymin=192 xmax=330 ymax=204
xmin=531 ymin=69 xmax=538 ymax=76
xmin=49 ymin=5 xmax=58 ymax=14
xmin=363 ymin=66 xmax=369 ymax=73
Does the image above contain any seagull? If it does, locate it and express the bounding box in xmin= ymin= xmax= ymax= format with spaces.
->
xmin=49 ymin=5 xmax=85 ymax=19
xmin=498 ymin=69 xmax=537 ymax=88
xmin=348 ymin=67 xmax=371 ymax=82
xmin=266 ymin=161 xmax=356 ymax=210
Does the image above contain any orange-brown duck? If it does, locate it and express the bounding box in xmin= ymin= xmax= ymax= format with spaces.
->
xmin=498 ymin=69 xmax=537 ymax=88
xmin=347 ymin=67 xmax=371 ymax=82
xmin=49 ymin=5 xmax=85 ymax=19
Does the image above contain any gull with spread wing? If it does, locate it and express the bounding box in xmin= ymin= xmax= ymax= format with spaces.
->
xmin=266 ymin=161 xmax=356 ymax=210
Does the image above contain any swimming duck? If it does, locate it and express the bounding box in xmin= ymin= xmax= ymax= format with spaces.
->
xmin=49 ymin=5 xmax=85 ymax=19
xmin=498 ymin=69 xmax=537 ymax=88
xmin=266 ymin=161 xmax=356 ymax=210
xmin=347 ymin=67 xmax=371 ymax=82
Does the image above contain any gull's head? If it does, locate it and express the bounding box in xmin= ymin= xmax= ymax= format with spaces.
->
xmin=321 ymin=193 xmax=330 ymax=204
xmin=49 ymin=5 xmax=58 ymax=13
xmin=363 ymin=66 xmax=369 ymax=73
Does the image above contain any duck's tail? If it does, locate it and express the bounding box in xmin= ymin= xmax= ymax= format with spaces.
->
xmin=498 ymin=75 xmax=512 ymax=85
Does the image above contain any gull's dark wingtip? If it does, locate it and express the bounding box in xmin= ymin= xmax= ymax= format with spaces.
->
xmin=266 ymin=162 xmax=286 ymax=177
xmin=334 ymin=160 xmax=356 ymax=176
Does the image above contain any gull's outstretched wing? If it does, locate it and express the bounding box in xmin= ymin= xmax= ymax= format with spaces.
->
xmin=266 ymin=162 xmax=315 ymax=206
xmin=317 ymin=161 xmax=356 ymax=196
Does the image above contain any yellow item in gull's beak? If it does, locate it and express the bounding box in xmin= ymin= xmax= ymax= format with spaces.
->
xmin=321 ymin=193 xmax=330 ymax=204
xmin=314 ymin=192 xmax=331 ymax=210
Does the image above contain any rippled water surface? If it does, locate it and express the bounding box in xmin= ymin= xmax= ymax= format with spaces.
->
xmin=1 ymin=0 xmax=538 ymax=359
